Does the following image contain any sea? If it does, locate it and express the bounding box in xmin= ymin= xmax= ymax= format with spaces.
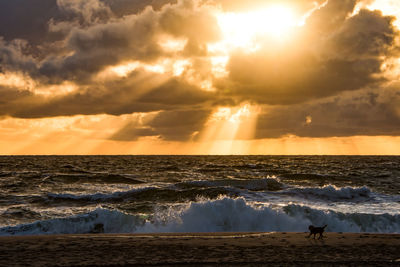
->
xmin=0 ymin=155 xmax=399 ymax=235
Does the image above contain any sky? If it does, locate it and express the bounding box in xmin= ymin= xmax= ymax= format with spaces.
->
xmin=1 ymin=0 xmax=400 ymax=155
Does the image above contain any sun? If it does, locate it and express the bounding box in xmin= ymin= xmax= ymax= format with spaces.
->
xmin=216 ymin=5 xmax=297 ymax=50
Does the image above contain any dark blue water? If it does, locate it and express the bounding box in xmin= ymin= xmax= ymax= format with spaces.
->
xmin=0 ymin=156 xmax=399 ymax=235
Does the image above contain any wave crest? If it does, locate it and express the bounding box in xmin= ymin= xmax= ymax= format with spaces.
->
xmin=2 ymin=197 xmax=399 ymax=236
xmin=47 ymin=186 xmax=234 ymax=203
xmin=177 ymin=178 xmax=283 ymax=191
xmin=285 ymin=185 xmax=372 ymax=201
xmin=0 ymin=208 xmax=142 ymax=236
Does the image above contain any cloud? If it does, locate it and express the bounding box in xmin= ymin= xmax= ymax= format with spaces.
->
xmin=147 ymin=109 xmax=211 ymax=140
xmin=111 ymin=125 xmax=158 ymax=141
xmin=0 ymin=70 xmax=215 ymax=118
xmin=39 ymin=10 xmax=163 ymax=82
xmin=255 ymin=87 xmax=400 ymax=138
xmin=102 ymin=0 xmax=177 ymax=17
xmin=329 ymin=9 xmax=398 ymax=58
xmin=1 ymin=0 xmax=400 ymax=141
xmin=213 ymin=0 xmax=324 ymax=13
xmin=111 ymin=109 xmax=211 ymax=141
xmin=1 ymin=0 xmax=219 ymax=83
xmin=0 ymin=0 xmax=219 ymax=122
xmin=218 ymin=1 xmax=398 ymax=105
xmin=0 ymin=0 xmax=118 ymax=45
xmin=0 ymin=38 xmax=37 ymax=74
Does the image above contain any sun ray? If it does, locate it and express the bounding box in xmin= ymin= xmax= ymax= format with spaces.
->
xmin=196 ymin=104 xmax=260 ymax=154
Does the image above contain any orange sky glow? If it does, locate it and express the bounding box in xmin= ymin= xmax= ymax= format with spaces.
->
xmin=1 ymin=0 xmax=400 ymax=154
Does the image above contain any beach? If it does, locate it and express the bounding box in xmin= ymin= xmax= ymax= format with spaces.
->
xmin=1 ymin=232 xmax=399 ymax=266
xmin=1 ymin=156 xmax=399 ymax=266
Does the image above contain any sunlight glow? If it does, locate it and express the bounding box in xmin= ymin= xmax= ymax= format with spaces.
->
xmin=107 ymin=62 xmax=141 ymax=77
xmin=158 ymin=37 xmax=187 ymax=53
xmin=36 ymin=82 xmax=78 ymax=96
xmin=172 ymin=59 xmax=191 ymax=76
xmin=0 ymin=72 xmax=77 ymax=96
xmin=103 ymin=59 xmax=191 ymax=78
xmin=305 ymin=116 xmax=312 ymax=125
xmin=210 ymin=105 xmax=253 ymax=124
xmin=2 ymin=114 xmax=400 ymax=155
xmin=216 ymin=5 xmax=297 ymax=50
xmin=210 ymin=56 xmax=229 ymax=78
xmin=0 ymin=72 xmax=35 ymax=90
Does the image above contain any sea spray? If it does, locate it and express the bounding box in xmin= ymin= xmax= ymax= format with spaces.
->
xmin=136 ymin=197 xmax=309 ymax=233
xmin=1 ymin=156 xmax=400 ymax=235
xmin=0 ymin=208 xmax=143 ymax=236
xmin=137 ymin=197 xmax=400 ymax=233
xmin=3 ymin=197 xmax=399 ymax=235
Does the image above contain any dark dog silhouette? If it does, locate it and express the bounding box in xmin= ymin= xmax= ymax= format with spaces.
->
xmin=307 ymin=225 xmax=327 ymax=239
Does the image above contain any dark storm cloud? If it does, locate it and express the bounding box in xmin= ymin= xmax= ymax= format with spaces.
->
xmin=0 ymin=70 xmax=215 ymax=118
xmin=111 ymin=125 xmax=158 ymax=141
xmin=0 ymin=38 xmax=37 ymax=74
xmin=138 ymin=79 xmax=213 ymax=106
xmin=1 ymin=0 xmax=400 ymax=140
xmin=104 ymin=0 xmax=177 ymax=17
xmin=222 ymin=53 xmax=383 ymax=105
xmin=254 ymin=88 xmax=400 ymax=138
xmin=0 ymin=0 xmax=219 ymax=132
xmin=0 ymin=0 xmax=116 ymax=45
xmin=0 ymin=0 xmax=117 ymax=75
xmin=0 ymin=0 xmax=177 ymax=44
xmin=111 ymin=109 xmax=211 ymax=141
xmin=148 ymin=109 xmax=211 ymax=140
xmin=38 ymin=9 xmax=163 ymax=82
xmin=1 ymin=0 xmax=220 ymax=83
xmin=330 ymin=9 xmax=398 ymax=58
xmin=219 ymin=0 xmax=398 ymax=105
xmin=0 ymin=85 xmax=35 ymax=107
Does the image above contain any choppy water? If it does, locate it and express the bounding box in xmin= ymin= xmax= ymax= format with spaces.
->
xmin=0 ymin=156 xmax=399 ymax=235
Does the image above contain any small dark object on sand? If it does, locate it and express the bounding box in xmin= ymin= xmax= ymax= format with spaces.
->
xmin=91 ymin=223 xmax=104 ymax=234
xmin=307 ymin=225 xmax=327 ymax=239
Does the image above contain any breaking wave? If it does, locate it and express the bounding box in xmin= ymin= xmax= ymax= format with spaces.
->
xmin=0 ymin=208 xmax=142 ymax=235
xmin=2 ymin=197 xmax=399 ymax=236
xmin=46 ymin=186 xmax=235 ymax=203
xmin=283 ymin=185 xmax=372 ymax=201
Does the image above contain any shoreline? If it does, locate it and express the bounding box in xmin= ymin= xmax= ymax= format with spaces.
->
xmin=1 ymin=232 xmax=400 ymax=266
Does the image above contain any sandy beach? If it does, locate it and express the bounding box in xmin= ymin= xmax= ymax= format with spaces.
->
xmin=0 ymin=232 xmax=399 ymax=266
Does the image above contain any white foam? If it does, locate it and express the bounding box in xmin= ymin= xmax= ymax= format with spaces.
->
xmin=136 ymin=197 xmax=308 ymax=233
xmin=284 ymin=185 xmax=372 ymax=201
xmin=136 ymin=197 xmax=400 ymax=233
xmin=1 ymin=197 xmax=399 ymax=236
xmin=0 ymin=208 xmax=142 ymax=236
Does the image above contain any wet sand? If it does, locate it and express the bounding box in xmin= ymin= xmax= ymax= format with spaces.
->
xmin=1 ymin=232 xmax=400 ymax=266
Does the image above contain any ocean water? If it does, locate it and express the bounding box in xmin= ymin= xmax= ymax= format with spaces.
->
xmin=0 ymin=155 xmax=399 ymax=235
